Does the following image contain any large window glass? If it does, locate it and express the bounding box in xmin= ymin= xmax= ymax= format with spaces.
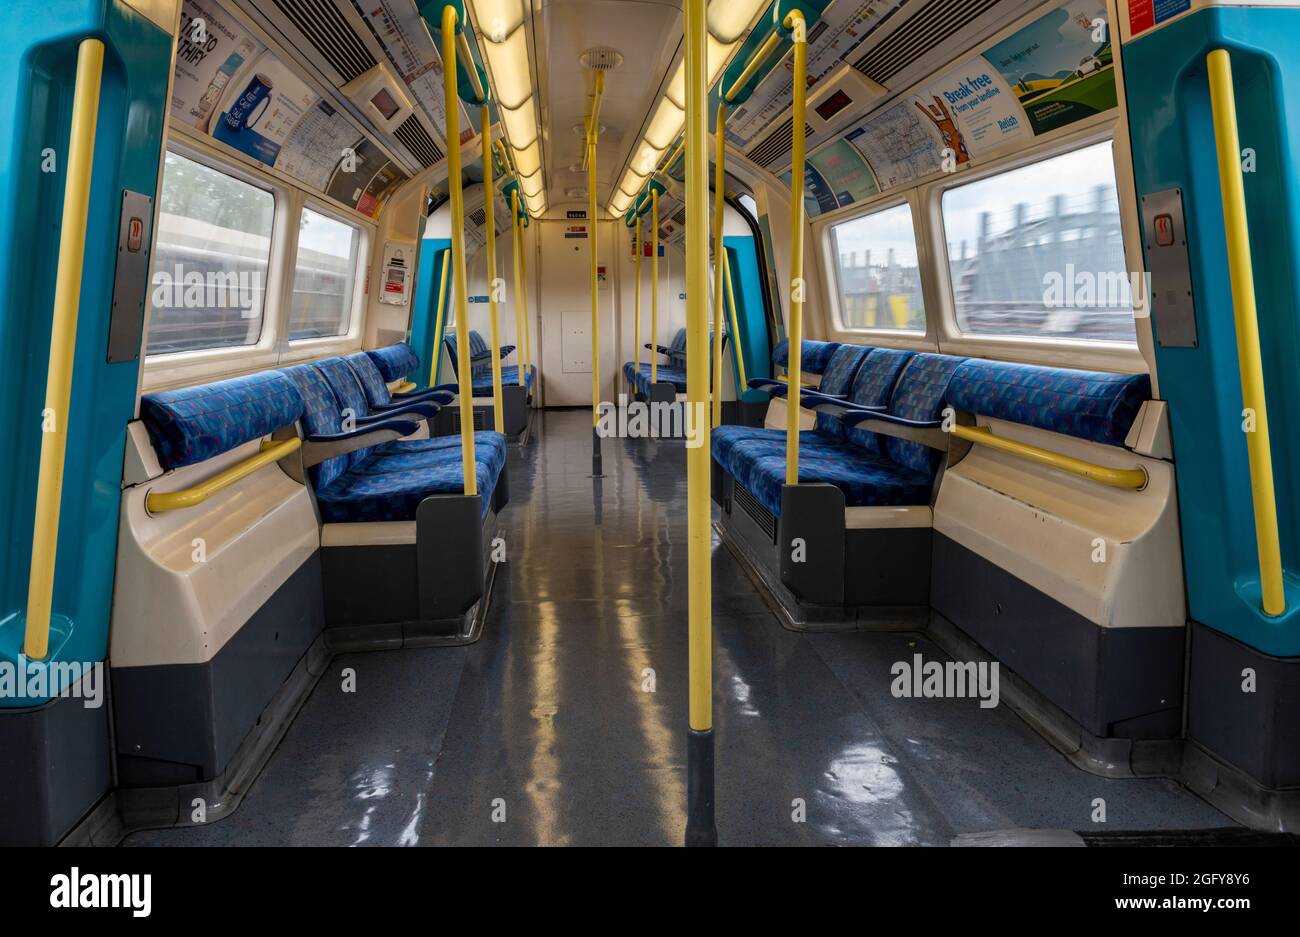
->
xmin=941 ymin=141 xmax=1136 ymax=343
xmin=289 ymin=207 xmax=361 ymax=341
xmin=830 ymin=202 xmax=926 ymax=332
xmin=146 ymin=151 xmax=274 ymax=355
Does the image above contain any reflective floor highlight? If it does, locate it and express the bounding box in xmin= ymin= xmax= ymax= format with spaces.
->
xmin=126 ymin=409 xmax=1229 ymax=846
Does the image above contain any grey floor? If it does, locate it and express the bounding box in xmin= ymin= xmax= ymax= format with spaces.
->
xmin=126 ymin=409 xmax=1229 ymax=846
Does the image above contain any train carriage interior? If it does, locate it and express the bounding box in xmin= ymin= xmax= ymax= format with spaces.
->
xmin=5 ymin=0 xmax=1300 ymax=855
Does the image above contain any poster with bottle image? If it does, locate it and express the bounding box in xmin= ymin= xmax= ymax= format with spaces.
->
xmin=212 ymin=53 xmax=321 ymax=167
xmin=171 ymin=0 xmax=264 ymax=132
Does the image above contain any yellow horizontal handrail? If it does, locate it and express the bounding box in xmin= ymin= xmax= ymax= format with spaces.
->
xmin=146 ymin=438 xmax=302 ymax=513
xmin=24 ymin=38 xmax=105 ymax=661
xmin=724 ymin=29 xmax=781 ymax=104
xmin=950 ymin=425 xmax=1147 ymax=490
xmin=1207 ymin=48 xmax=1285 ymax=616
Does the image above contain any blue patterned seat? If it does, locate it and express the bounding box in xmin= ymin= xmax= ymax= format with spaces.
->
xmin=771 ymin=337 xmax=842 ymax=376
xmin=365 ymin=342 xmax=421 ymax=383
xmin=622 ymin=331 xmax=725 ymax=397
xmin=140 ymin=371 xmax=304 ymax=470
xmin=279 ymin=361 xmax=507 ymax=521
xmin=712 ymin=343 xmax=874 ymax=465
xmin=946 ymin=358 xmax=1150 ymax=446
xmin=443 ymin=331 xmax=534 ymax=395
xmin=718 ymin=351 xmax=965 ymax=517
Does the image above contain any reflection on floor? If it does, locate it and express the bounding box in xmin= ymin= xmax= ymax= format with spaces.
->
xmin=125 ymin=409 xmax=1229 ymax=846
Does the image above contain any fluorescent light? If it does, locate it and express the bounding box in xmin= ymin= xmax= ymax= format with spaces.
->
xmin=480 ymin=26 xmax=532 ymax=109
xmin=498 ymin=98 xmax=537 ymax=148
xmin=707 ymin=0 xmax=766 ymax=43
xmin=514 ymin=139 xmax=541 ymax=177
xmin=666 ymin=37 xmax=734 ymax=107
xmin=470 ymin=0 xmax=525 ymax=42
xmin=633 ymin=141 xmax=664 ymax=176
xmin=645 ymin=98 xmax=684 ymax=150
xmin=520 ymin=172 xmax=542 ymax=198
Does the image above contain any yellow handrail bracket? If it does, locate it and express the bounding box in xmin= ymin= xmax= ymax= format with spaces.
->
xmin=146 ymin=439 xmax=303 ymax=513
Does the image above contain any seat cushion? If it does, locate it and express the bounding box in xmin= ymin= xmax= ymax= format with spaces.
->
xmin=472 ymin=364 xmax=535 ymax=395
xmin=140 ymin=371 xmax=303 ymax=470
xmin=712 ymin=425 xmax=830 ymax=470
xmin=733 ymin=443 xmax=933 ymax=518
xmin=366 ymin=342 xmax=421 ymax=383
xmin=316 ymin=431 xmax=508 ymax=523
xmin=370 ymin=431 xmax=508 ymax=474
xmin=946 ymin=358 xmax=1151 ymax=446
xmin=624 ymin=361 xmax=687 ymax=396
xmin=812 ymin=344 xmax=872 ymax=435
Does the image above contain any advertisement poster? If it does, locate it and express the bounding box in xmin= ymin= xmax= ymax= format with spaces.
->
xmin=808 ymin=139 xmax=880 ymax=208
xmin=326 ymin=138 xmax=408 ymax=217
xmin=781 ymin=163 xmax=839 ymax=218
xmin=983 ymin=1 xmax=1117 ymax=135
xmin=171 ymin=0 xmax=264 ymax=132
xmin=918 ymin=58 xmax=1031 ymax=157
xmin=278 ymin=100 xmax=364 ymax=191
xmin=727 ymin=0 xmax=908 ymax=148
xmin=212 ymin=52 xmax=320 ymax=167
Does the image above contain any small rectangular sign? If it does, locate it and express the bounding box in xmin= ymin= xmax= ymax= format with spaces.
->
xmin=567 ymin=210 xmax=587 ymax=219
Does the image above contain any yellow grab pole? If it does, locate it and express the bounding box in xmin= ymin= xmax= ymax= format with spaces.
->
xmin=520 ymin=209 xmax=532 ymax=387
xmin=511 ymin=190 xmax=525 ymax=387
xmin=482 ymin=107 xmax=504 ymax=432
xmin=651 ymin=188 xmax=660 ymax=383
xmin=683 ymin=0 xmax=716 ymax=848
xmin=722 ymin=252 xmax=747 ymax=388
xmin=785 ymin=10 xmax=807 ymax=487
xmin=724 ymin=30 xmax=782 ymax=104
xmin=443 ymin=6 xmax=477 ymax=495
xmin=711 ymin=103 xmax=727 ymax=427
xmin=1208 ymin=49 xmax=1285 ymax=616
xmin=430 ymin=248 xmax=450 ymax=386
xmin=634 ymin=214 xmax=643 ymax=371
xmin=24 ymin=38 xmax=104 ymax=660
xmin=589 ymin=137 xmax=600 ymax=428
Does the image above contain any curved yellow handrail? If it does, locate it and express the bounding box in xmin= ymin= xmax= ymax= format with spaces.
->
xmin=950 ymin=425 xmax=1147 ymax=489
xmin=721 ymin=251 xmax=747 ymax=388
xmin=24 ymin=38 xmax=105 ymax=661
xmin=785 ymin=9 xmax=807 ymax=487
xmin=724 ymin=30 xmax=781 ymax=104
xmin=146 ymin=439 xmax=302 ymax=513
xmin=1207 ymin=48 xmax=1285 ymax=616
xmin=429 ymin=247 xmax=450 ymax=387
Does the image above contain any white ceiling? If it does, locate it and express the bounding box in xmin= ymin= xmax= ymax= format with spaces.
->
xmin=534 ymin=0 xmax=684 ymax=216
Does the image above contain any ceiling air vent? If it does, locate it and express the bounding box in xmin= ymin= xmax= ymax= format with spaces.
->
xmin=853 ymin=0 xmax=1001 ymax=85
xmin=394 ymin=114 xmax=444 ymax=167
xmin=579 ymin=47 xmax=624 ymax=72
xmin=272 ymin=0 xmax=377 ymax=83
xmin=672 ymin=207 xmax=687 ymax=226
xmin=748 ymin=121 xmax=815 ymax=170
xmin=469 ymin=207 xmax=487 ymax=228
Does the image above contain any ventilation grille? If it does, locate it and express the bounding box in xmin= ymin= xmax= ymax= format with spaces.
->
xmin=579 ymin=47 xmax=624 ymax=71
xmin=854 ymin=0 xmax=1002 ymax=84
xmin=451 ymin=407 xmax=491 ymax=433
xmin=735 ymin=484 xmax=777 ymax=543
xmin=672 ymin=207 xmax=687 ymax=226
xmin=468 ymin=207 xmax=486 ymax=227
xmin=749 ymin=121 xmax=815 ymax=169
xmin=394 ymin=115 xmax=444 ymax=167
xmin=272 ymin=0 xmax=377 ymax=82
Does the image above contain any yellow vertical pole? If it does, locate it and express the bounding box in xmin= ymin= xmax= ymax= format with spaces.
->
xmin=443 ymin=6 xmax=477 ymax=495
xmin=1207 ymin=49 xmax=1285 ymax=616
xmin=722 ymin=252 xmax=747 ymax=388
xmin=588 ymin=123 xmax=601 ymax=428
xmin=651 ymin=188 xmax=660 ymax=383
xmin=430 ymin=248 xmax=450 ymax=386
xmin=634 ymin=215 xmax=642 ymax=371
xmin=785 ymin=10 xmax=807 ymax=487
xmin=684 ymin=0 xmax=716 ymax=848
xmin=520 ymin=211 xmax=532 ymax=389
xmin=711 ymin=104 xmax=727 ymax=427
xmin=24 ymin=38 xmax=104 ymax=660
xmin=482 ymin=107 xmax=504 ymax=432
xmin=511 ymin=190 xmax=525 ymax=387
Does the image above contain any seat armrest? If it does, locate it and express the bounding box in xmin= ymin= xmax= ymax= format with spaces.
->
xmin=359 ymin=401 xmax=443 ymax=424
xmin=301 ymin=420 xmax=419 ymax=468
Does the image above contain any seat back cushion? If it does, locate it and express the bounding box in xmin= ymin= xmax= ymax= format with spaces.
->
xmin=946 ymin=358 xmax=1151 ymax=447
xmin=814 ymin=344 xmax=872 ymax=435
xmin=279 ymin=363 xmax=352 ymax=490
xmin=884 ymin=354 xmax=966 ymax=475
xmin=366 ymin=342 xmax=420 ymax=383
xmin=771 ymin=338 xmax=842 ymax=375
xmin=843 ymin=348 xmax=916 ymax=450
xmin=345 ymin=351 xmax=393 ymax=408
xmin=141 ymin=371 xmax=304 ymax=471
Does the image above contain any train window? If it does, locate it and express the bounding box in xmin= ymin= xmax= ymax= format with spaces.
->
xmin=941 ymin=141 xmax=1137 ymax=343
xmin=829 ymin=201 xmax=926 ymax=332
xmin=288 ymin=207 xmax=362 ymax=341
xmin=146 ymin=151 xmax=274 ymax=356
